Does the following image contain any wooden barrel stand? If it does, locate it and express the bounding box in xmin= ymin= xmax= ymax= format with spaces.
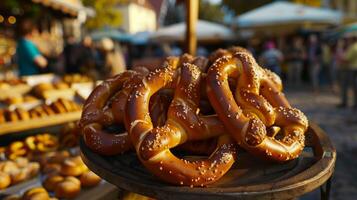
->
xmin=80 ymin=123 xmax=336 ymax=200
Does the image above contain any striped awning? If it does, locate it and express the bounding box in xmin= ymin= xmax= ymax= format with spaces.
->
xmin=32 ymin=0 xmax=95 ymax=17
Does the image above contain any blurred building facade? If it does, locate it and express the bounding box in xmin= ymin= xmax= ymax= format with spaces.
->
xmin=117 ymin=0 xmax=157 ymax=34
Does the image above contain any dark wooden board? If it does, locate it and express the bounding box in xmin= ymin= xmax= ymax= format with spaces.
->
xmin=80 ymin=123 xmax=336 ymax=200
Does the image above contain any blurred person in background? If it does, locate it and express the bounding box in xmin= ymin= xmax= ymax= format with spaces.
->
xmin=307 ymin=34 xmax=322 ymax=92
xmin=96 ymin=38 xmax=126 ymax=79
xmin=321 ymin=42 xmax=333 ymax=89
xmin=286 ymin=37 xmax=305 ymax=87
xmin=334 ymin=39 xmax=346 ymax=92
xmin=16 ymin=19 xmax=47 ymax=76
xmin=76 ymin=36 xmax=96 ymax=74
xmin=64 ymin=35 xmax=96 ymax=75
xmin=260 ymin=41 xmax=283 ymax=76
xmin=63 ymin=35 xmax=79 ymax=74
xmin=338 ymin=37 xmax=357 ymax=109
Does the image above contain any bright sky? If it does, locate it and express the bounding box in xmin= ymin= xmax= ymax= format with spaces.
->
xmin=207 ymin=0 xmax=222 ymax=5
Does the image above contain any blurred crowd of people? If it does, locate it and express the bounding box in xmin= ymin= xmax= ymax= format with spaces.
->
xmin=250 ymin=34 xmax=357 ymax=110
xmin=16 ymin=20 xmax=127 ymax=80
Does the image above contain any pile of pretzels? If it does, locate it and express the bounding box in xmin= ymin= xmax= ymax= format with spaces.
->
xmin=79 ymin=47 xmax=308 ymax=187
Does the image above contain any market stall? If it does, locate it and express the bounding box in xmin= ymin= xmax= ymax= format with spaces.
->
xmin=0 ymin=0 xmax=94 ymax=77
xmin=78 ymin=1 xmax=336 ymax=200
xmin=0 ymin=72 xmax=123 ymax=199
xmin=235 ymin=1 xmax=342 ymax=36
xmin=150 ymin=20 xmax=234 ymax=43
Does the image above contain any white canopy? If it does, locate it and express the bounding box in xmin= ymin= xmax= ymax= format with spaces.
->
xmin=236 ymin=1 xmax=342 ymax=28
xmin=150 ymin=20 xmax=234 ymax=42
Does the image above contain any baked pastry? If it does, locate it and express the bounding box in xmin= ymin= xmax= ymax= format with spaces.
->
xmin=0 ymin=171 xmax=11 ymax=189
xmin=43 ymin=174 xmax=64 ymax=191
xmin=24 ymin=133 xmax=58 ymax=154
xmin=0 ymin=82 xmax=10 ymax=89
xmin=33 ymin=83 xmax=54 ymax=94
xmin=9 ymin=168 xmax=29 ymax=184
xmin=0 ymin=109 xmax=6 ymax=123
xmin=14 ymin=108 xmax=30 ymax=120
xmin=42 ymin=163 xmax=61 ymax=175
xmin=23 ymin=95 xmax=38 ymax=103
xmin=80 ymin=171 xmax=101 ymax=187
xmin=51 ymin=101 xmax=67 ymax=114
xmin=22 ymin=187 xmax=50 ymax=200
xmin=54 ymin=82 xmax=69 ymax=90
xmin=6 ymin=141 xmax=27 ymax=160
xmin=41 ymin=105 xmax=56 ymax=116
xmin=57 ymin=98 xmax=73 ymax=112
xmin=29 ymin=110 xmax=40 ymax=119
xmin=79 ymin=47 xmax=310 ymax=187
xmin=4 ymin=109 xmax=18 ymax=122
xmin=13 ymin=157 xmax=29 ymax=168
xmin=0 ymin=160 xmax=19 ymax=174
xmin=46 ymin=150 xmax=70 ymax=164
xmin=54 ymin=176 xmax=81 ymax=199
xmin=25 ymin=136 xmax=37 ymax=151
xmin=27 ymin=162 xmax=40 ymax=177
xmin=4 ymin=96 xmax=23 ymax=105
xmin=60 ymin=156 xmax=86 ymax=176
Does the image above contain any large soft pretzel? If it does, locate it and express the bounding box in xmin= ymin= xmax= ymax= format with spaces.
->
xmin=125 ymin=57 xmax=236 ymax=186
xmin=207 ymin=47 xmax=308 ymax=162
xmin=79 ymin=70 xmax=146 ymax=155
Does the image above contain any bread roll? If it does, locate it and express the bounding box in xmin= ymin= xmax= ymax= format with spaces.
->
xmin=15 ymin=108 xmax=30 ymax=120
xmin=22 ymin=187 xmax=50 ymax=200
xmin=43 ymin=174 xmax=64 ymax=191
xmin=9 ymin=168 xmax=29 ymax=184
xmin=41 ymin=105 xmax=55 ymax=116
xmin=51 ymin=101 xmax=66 ymax=114
xmin=0 ymin=109 xmax=6 ymax=123
xmin=60 ymin=157 xmax=84 ymax=176
xmin=80 ymin=171 xmax=101 ymax=187
xmin=54 ymin=176 xmax=81 ymax=199
xmin=54 ymin=82 xmax=69 ymax=90
xmin=4 ymin=109 xmax=18 ymax=122
xmin=0 ymin=171 xmax=11 ymax=189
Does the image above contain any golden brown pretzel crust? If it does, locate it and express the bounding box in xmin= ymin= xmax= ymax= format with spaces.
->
xmin=125 ymin=58 xmax=236 ymax=186
xmin=207 ymin=48 xmax=308 ymax=162
xmin=79 ymin=46 xmax=310 ymax=186
xmin=80 ymin=70 xmax=147 ymax=155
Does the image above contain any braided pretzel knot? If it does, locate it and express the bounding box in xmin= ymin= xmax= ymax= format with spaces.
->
xmin=125 ymin=57 xmax=236 ymax=186
xmin=207 ymin=48 xmax=308 ymax=162
xmin=79 ymin=70 xmax=147 ymax=155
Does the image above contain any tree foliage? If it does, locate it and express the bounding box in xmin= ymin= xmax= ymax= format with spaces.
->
xmin=199 ymin=0 xmax=224 ymax=23
xmin=82 ymin=0 xmax=122 ymax=30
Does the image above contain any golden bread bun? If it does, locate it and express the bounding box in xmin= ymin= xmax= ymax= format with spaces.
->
xmin=54 ymin=176 xmax=81 ymax=199
xmin=43 ymin=174 xmax=64 ymax=191
xmin=80 ymin=171 xmax=101 ymax=187
xmin=60 ymin=157 xmax=84 ymax=176
xmin=0 ymin=171 xmax=11 ymax=189
xmin=22 ymin=187 xmax=50 ymax=200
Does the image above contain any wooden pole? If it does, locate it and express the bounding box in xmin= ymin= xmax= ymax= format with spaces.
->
xmin=185 ymin=0 xmax=198 ymax=56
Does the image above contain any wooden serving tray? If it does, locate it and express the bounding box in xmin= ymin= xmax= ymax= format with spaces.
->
xmin=0 ymin=111 xmax=81 ymax=135
xmin=80 ymin=123 xmax=336 ymax=200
